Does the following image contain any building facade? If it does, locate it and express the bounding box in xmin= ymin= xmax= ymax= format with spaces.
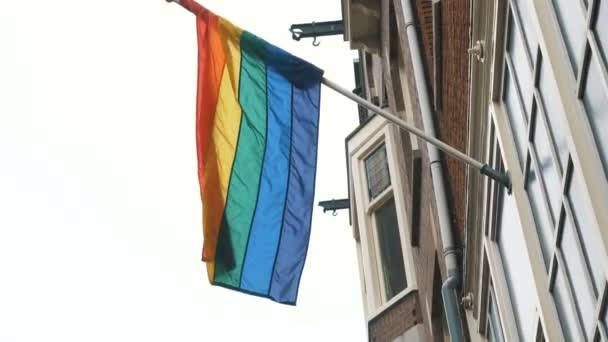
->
xmin=341 ymin=0 xmax=608 ymax=341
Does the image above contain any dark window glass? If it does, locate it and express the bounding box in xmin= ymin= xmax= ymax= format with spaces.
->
xmin=526 ymin=159 xmax=554 ymax=269
xmin=568 ymin=168 xmax=604 ymax=295
xmin=504 ymin=69 xmax=528 ymax=168
xmin=560 ymin=214 xmax=596 ymax=336
xmin=375 ymin=198 xmax=407 ymax=299
xmin=365 ymin=144 xmax=391 ymax=200
xmin=497 ymin=188 xmax=536 ymax=341
xmin=508 ymin=15 xmax=534 ymax=114
xmin=553 ymin=263 xmax=584 ymax=341
xmin=512 ymin=0 xmax=538 ymax=60
xmin=532 ymin=108 xmax=561 ymax=219
xmin=595 ymin=0 xmax=608 ymax=66
xmin=538 ymin=61 xmax=569 ymax=171
xmin=582 ymin=53 xmax=608 ymax=178
xmin=552 ymin=0 xmax=586 ymax=73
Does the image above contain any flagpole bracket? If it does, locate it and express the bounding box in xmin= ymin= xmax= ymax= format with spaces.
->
xmin=480 ymin=165 xmax=512 ymax=193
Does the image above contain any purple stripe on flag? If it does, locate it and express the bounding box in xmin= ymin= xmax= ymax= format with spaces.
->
xmin=269 ymin=81 xmax=321 ymax=304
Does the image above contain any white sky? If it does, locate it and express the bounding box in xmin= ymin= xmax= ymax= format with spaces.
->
xmin=0 ymin=1 xmax=365 ymax=341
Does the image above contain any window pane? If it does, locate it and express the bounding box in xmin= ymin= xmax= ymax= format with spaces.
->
xmin=553 ymin=263 xmax=584 ymax=342
xmin=568 ymin=168 xmax=604 ymax=295
xmin=595 ymin=0 xmax=608 ymax=66
xmin=375 ymin=198 xmax=407 ymax=299
xmin=508 ymin=15 xmax=534 ymax=114
xmin=560 ymin=214 xmax=596 ymax=337
xmin=365 ymin=144 xmax=391 ymax=200
xmin=512 ymin=0 xmax=538 ymax=60
xmin=504 ymin=69 xmax=528 ymax=168
xmin=526 ymin=159 xmax=553 ymax=269
xmin=489 ymin=290 xmax=505 ymax=342
xmin=552 ymin=0 xmax=586 ymax=73
xmin=538 ymin=60 xmax=569 ymax=171
xmin=582 ymin=52 xmax=608 ymax=178
xmin=533 ymin=108 xmax=562 ymax=219
xmin=497 ymin=189 xmax=537 ymax=341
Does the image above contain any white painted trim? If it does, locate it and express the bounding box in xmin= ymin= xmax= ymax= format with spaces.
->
xmin=483 ymin=237 xmax=521 ymax=342
xmin=347 ymin=115 xmax=418 ymax=317
xmin=529 ymin=0 xmax=608 ymax=274
xmin=491 ymin=102 xmax=565 ymax=341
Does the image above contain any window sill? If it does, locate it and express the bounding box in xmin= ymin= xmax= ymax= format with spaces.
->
xmin=366 ymin=287 xmax=417 ymax=322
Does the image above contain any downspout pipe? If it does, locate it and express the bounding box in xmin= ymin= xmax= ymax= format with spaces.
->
xmin=398 ymin=0 xmax=465 ymax=341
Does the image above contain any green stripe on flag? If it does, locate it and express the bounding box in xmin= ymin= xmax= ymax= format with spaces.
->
xmin=214 ymin=31 xmax=268 ymax=287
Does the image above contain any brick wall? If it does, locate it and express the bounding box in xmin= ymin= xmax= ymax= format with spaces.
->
xmin=368 ymin=291 xmax=423 ymax=342
xmin=358 ymin=0 xmax=471 ymax=340
xmin=410 ymin=0 xmax=470 ymax=243
xmin=391 ymin=0 xmax=471 ymax=340
xmin=393 ymin=2 xmax=444 ymax=339
xmin=438 ymin=0 xmax=470 ymax=242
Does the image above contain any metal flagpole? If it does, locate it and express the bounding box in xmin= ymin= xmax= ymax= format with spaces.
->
xmin=321 ymin=77 xmax=511 ymax=190
xmin=165 ymin=0 xmax=511 ymax=190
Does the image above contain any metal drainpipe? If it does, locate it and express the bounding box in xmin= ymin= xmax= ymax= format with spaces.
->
xmin=397 ymin=0 xmax=465 ymax=341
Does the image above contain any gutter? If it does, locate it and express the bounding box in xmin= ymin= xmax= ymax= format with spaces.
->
xmin=396 ymin=0 xmax=465 ymax=340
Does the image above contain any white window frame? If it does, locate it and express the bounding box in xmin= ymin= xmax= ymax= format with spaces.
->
xmin=474 ymin=0 xmax=608 ymax=340
xmin=348 ymin=115 xmax=417 ymax=318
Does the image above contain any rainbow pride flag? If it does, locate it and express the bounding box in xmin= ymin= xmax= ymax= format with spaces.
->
xmin=184 ymin=0 xmax=323 ymax=304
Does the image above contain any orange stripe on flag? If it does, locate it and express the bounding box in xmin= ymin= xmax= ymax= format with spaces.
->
xmin=196 ymin=13 xmax=225 ymax=192
xmin=200 ymin=16 xmax=244 ymax=282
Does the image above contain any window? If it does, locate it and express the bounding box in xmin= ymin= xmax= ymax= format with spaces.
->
xmin=374 ymin=197 xmax=407 ymax=299
xmin=364 ymin=141 xmax=407 ymax=303
xmin=551 ymin=0 xmax=586 ymax=73
xmin=365 ymin=145 xmax=391 ymax=200
xmin=479 ymin=124 xmax=539 ymax=342
xmin=550 ymin=0 xmax=608 ymax=178
xmin=486 ymin=285 xmax=506 ymax=342
xmin=348 ymin=116 xmax=416 ymax=312
xmin=496 ymin=182 xmax=537 ymax=341
xmin=490 ymin=1 xmax=608 ymax=340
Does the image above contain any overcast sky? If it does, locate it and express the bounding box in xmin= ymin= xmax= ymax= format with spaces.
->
xmin=0 ymin=1 xmax=365 ymax=341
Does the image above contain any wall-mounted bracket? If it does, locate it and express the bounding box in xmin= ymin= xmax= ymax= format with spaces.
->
xmin=318 ymin=198 xmax=350 ymax=216
xmin=289 ymin=20 xmax=344 ymax=46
